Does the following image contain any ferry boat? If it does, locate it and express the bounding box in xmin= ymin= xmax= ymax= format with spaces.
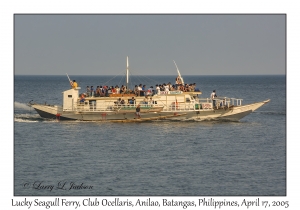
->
xmin=28 ymin=58 xmax=270 ymax=122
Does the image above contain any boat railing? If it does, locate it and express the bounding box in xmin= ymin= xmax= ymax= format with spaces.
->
xmin=163 ymin=96 xmax=243 ymax=111
xmin=214 ymin=97 xmax=243 ymax=107
xmin=73 ymin=101 xmax=163 ymax=112
xmin=197 ymin=97 xmax=243 ymax=109
xmin=165 ymin=102 xmax=210 ymax=111
xmin=74 ymin=101 xmax=113 ymax=112
xmin=229 ymin=98 xmax=243 ymax=106
xmin=68 ymin=97 xmax=243 ymax=112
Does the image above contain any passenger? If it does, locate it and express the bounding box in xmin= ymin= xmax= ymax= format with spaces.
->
xmin=96 ymin=86 xmax=100 ymax=97
xmin=135 ymin=104 xmax=141 ymax=119
xmin=90 ymin=86 xmax=94 ymax=97
xmin=120 ymin=99 xmax=125 ymax=105
xmin=120 ymin=85 xmax=125 ymax=94
xmin=134 ymin=85 xmax=139 ymax=96
xmin=147 ymin=86 xmax=153 ymax=96
xmin=220 ymin=99 xmax=224 ymax=107
xmin=211 ymin=90 xmax=217 ymax=107
xmin=175 ymin=75 xmax=182 ymax=86
xmin=159 ymin=84 xmax=164 ymax=91
xmin=71 ymin=80 xmax=78 ymax=89
xmin=185 ymin=84 xmax=190 ymax=92
xmin=220 ymin=99 xmax=227 ymax=108
xmin=188 ymin=84 xmax=192 ymax=92
xmin=170 ymin=85 xmax=175 ymax=91
xmin=122 ymin=85 xmax=127 ymax=93
xmin=142 ymin=85 xmax=146 ymax=96
xmin=168 ymin=82 xmax=172 ymax=91
xmin=107 ymin=87 xmax=112 ymax=95
xmin=99 ymin=86 xmax=104 ymax=97
xmin=103 ymin=85 xmax=108 ymax=97
xmin=115 ymin=98 xmax=122 ymax=105
xmin=179 ymin=84 xmax=185 ymax=91
xmin=149 ymin=97 xmax=153 ymax=105
xmin=163 ymin=83 xmax=169 ymax=91
xmin=193 ymin=83 xmax=199 ymax=92
xmin=129 ymin=97 xmax=135 ymax=105
xmin=155 ymin=85 xmax=160 ymax=95
xmin=111 ymin=86 xmax=116 ymax=94
xmin=138 ymin=84 xmax=143 ymax=96
xmin=86 ymin=86 xmax=90 ymax=97
xmin=115 ymin=85 xmax=120 ymax=94
xmin=80 ymin=94 xmax=85 ymax=103
xmin=144 ymin=96 xmax=149 ymax=104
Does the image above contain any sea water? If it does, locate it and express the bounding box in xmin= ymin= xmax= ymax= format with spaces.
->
xmin=14 ymin=75 xmax=286 ymax=196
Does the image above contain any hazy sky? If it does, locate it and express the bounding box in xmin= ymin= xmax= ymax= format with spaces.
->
xmin=15 ymin=14 xmax=285 ymax=75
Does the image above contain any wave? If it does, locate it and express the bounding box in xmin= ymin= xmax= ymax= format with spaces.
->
xmin=14 ymin=102 xmax=54 ymax=123
xmin=14 ymin=102 xmax=32 ymax=111
xmin=14 ymin=118 xmax=39 ymax=123
xmin=14 ymin=113 xmax=57 ymax=123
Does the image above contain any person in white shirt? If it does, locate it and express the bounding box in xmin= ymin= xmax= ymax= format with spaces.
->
xmin=211 ymin=90 xmax=217 ymax=107
xmin=155 ymin=84 xmax=160 ymax=95
xmin=138 ymin=84 xmax=143 ymax=96
xmin=164 ymin=83 xmax=169 ymax=92
xmin=115 ymin=85 xmax=120 ymax=94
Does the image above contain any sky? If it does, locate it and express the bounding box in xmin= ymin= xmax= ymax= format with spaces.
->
xmin=14 ymin=14 xmax=285 ymax=76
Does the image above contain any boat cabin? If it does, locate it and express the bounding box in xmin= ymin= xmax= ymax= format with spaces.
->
xmin=62 ymin=87 xmax=81 ymax=111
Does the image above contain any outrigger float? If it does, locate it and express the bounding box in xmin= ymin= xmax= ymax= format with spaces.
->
xmin=28 ymin=58 xmax=270 ymax=122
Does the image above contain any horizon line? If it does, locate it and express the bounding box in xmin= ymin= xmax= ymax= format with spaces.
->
xmin=14 ymin=74 xmax=286 ymax=76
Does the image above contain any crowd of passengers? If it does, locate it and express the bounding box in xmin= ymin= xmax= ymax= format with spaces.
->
xmin=84 ymin=82 xmax=200 ymax=98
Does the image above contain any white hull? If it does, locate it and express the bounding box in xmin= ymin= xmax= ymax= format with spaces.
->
xmin=157 ymin=99 xmax=270 ymax=121
xmin=31 ymin=99 xmax=270 ymax=122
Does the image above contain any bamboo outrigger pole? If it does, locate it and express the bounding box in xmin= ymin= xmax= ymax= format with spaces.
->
xmin=66 ymin=73 xmax=73 ymax=87
xmin=173 ymin=60 xmax=184 ymax=85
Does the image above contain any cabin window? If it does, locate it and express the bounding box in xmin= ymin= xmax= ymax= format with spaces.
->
xmin=186 ymin=98 xmax=191 ymax=102
xmin=68 ymin=95 xmax=72 ymax=98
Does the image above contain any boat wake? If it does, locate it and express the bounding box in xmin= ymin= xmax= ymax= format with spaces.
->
xmin=14 ymin=101 xmax=32 ymax=111
xmin=14 ymin=102 xmax=57 ymax=123
xmin=14 ymin=113 xmax=57 ymax=123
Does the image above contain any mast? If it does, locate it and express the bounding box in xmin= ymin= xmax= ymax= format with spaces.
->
xmin=126 ymin=56 xmax=129 ymax=90
xmin=173 ymin=60 xmax=184 ymax=85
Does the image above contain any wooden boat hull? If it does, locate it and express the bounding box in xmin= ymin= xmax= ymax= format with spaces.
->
xmin=163 ymin=99 xmax=270 ymax=121
xmin=30 ymin=99 xmax=269 ymax=122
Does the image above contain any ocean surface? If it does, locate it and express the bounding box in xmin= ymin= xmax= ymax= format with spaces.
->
xmin=14 ymin=75 xmax=286 ymax=196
